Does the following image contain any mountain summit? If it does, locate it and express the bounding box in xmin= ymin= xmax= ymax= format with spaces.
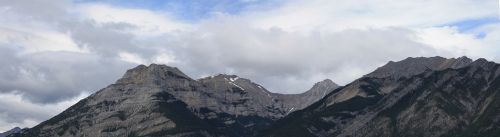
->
xmin=366 ymin=56 xmax=473 ymax=79
xmin=0 ymin=127 xmax=22 ymax=137
xmin=276 ymin=79 xmax=339 ymax=111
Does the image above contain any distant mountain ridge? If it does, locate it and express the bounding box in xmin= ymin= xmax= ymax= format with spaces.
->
xmin=365 ymin=56 xmax=473 ymax=79
xmin=276 ymin=79 xmax=339 ymax=112
xmin=11 ymin=64 xmax=338 ymax=137
xmin=10 ymin=56 xmax=500 ymax=137
xmin=262 ymin=56 xmax=500 ymax=137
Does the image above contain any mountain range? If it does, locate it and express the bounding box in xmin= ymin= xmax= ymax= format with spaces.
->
xmin=7 ymin=56 xmax=500 ymax=137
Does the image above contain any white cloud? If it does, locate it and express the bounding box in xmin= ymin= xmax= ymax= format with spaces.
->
xmin=118 ymin=51 xmax=146 ymax=64
xmin=0 ymin=92 xmax=89 ymax=132
xmin=152 ymin=52 xmax=177 ymax=64
xmin=79 ymin=4 xmax=190 ymax=36
xmin=167 ymin=24 xmax=440 ymax=92
xmin=477 ymin=23 xmax=500 ymax=46
xmin=0 ymin=26 xmax=86 ymax=54
xmin=414 ymin=27 xmax=497 ymax=60
xmin=0 ymin=4 xmax=86 ymax=55
xmin=243 ymin=0 xmax=498 ymax=31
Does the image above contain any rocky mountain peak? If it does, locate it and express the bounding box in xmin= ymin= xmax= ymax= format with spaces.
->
xmin=365 ymin=56 xmax=473 ymax=79
xmin=470 ymin=58 xmax=493 ymax=67
xmin=275 ymin=79 xmax=339 ymax=112
xmin=199 ymin=74 xmax=242 ymax=83
xmin=0 ymin=127 xmax=22 ymax=137
xmin=304 ymin=79 xmax=339 ymax=97
xmin=311 ymin=79 xmax=338 ymax=90
xmin=200 ymin=73 xmax=272 ymax=92
xmin=117 ymin=64 xmax=191 ymax=84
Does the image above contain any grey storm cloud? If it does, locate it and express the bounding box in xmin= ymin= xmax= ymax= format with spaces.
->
xmin=0 ymin=0 xmax=173 ymax=103
xmin=167 ymin=25 xmax=441 ymax=93
xmin=0 ymin=0 xmax=139 ymax=104
xmin=0 ymin=46 xmax=133 ymax=103
xmin=0 ymin=45 xmax=133 ymax=131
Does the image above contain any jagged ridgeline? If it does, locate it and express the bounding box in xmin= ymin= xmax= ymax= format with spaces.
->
xmin=9 ymin=56 xmax=500 ymax=137
xmin=261 ymin=57 xmax=500 ymax=137
xmin=9 ymin=64 xmax=337 ymax=137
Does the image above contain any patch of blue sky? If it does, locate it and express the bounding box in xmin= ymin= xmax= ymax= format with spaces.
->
xmin=449 ymin=17 xmax=499 ymax=32
xmin=443 ymin=17 xmax=500 ymax=39
xmin=75 ymin=0 xmax=283 ymax=22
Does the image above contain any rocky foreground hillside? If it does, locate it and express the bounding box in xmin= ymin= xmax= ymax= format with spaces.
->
xmin=9 ymin=56 xmax=500 ymax=137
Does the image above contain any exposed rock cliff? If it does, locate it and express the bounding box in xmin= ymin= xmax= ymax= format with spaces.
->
xmin=366 ymin=56 xmax=473 ymax=79
xmin=263 ymin=57 xmax=500 ymax=137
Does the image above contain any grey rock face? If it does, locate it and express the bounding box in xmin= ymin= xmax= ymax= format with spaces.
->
xmin=276 ymin=79 xmax=339 ymax=113
xmin=263 ymin=57 xmax=500 ymax=137
xmin=194 ymin=74 xmax=339 ymax=135
xmin=0 ymin=127 xmax=22 ymax=137
xmin=12 ymin=64 xmax=218 ymax=137
xmin=366 ymin=56 xmax=473 ymax=79
xmin=199 ymin=75 xmax=339 ymax=117
xmin=12 ymin=64 xmax=339 ymax=137
xmin=197 ymin=74 xmax=286 ymax=119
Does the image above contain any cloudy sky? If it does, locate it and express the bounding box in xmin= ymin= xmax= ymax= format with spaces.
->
xmin=0 ymin=0 xmax=499 ymax=132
